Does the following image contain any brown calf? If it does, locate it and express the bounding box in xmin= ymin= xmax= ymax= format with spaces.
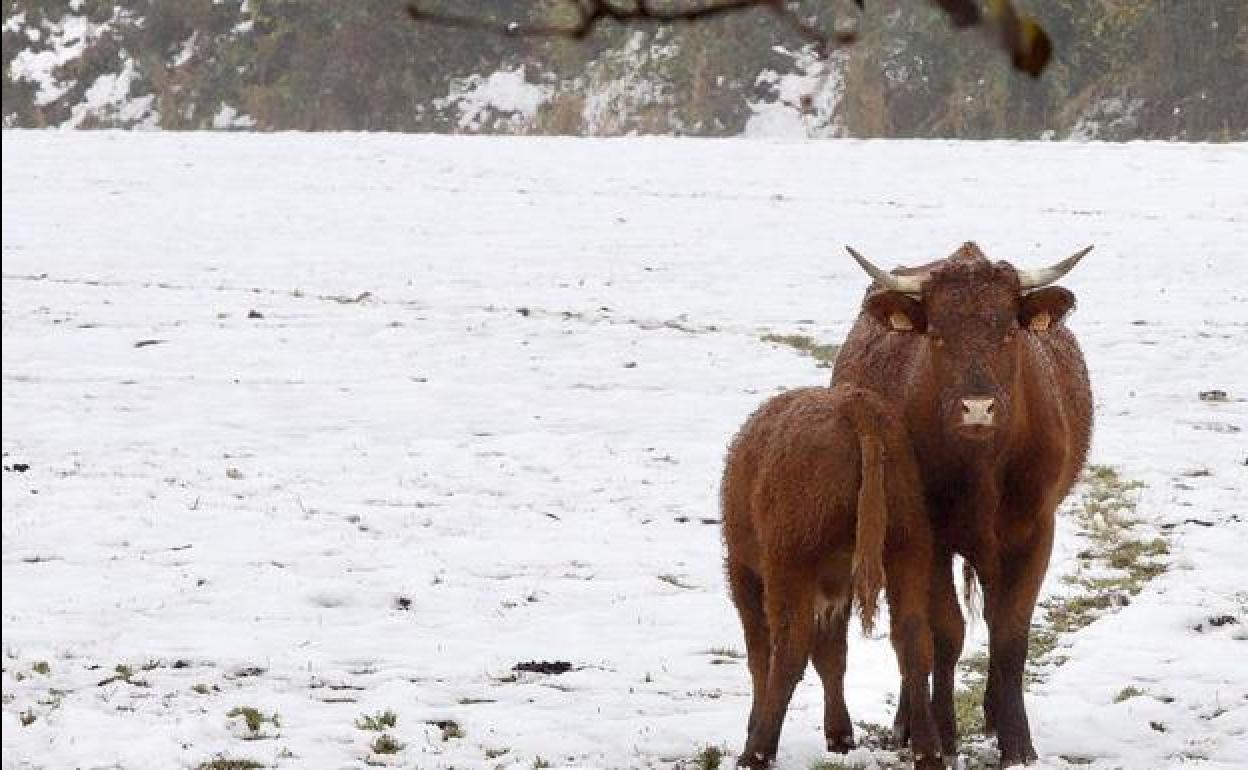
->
xmin=721 ymin=384 xmax=944 ymax=770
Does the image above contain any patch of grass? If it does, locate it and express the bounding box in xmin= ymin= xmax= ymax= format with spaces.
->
xmin=1114 ymin=686 xmax=1146 ymax=703
xmin=953 ymin=652 xmax=989 ymax=738
xmin=702 ymin=647 xmax=743 ymax=659
xmin=690 ymin=745 xmax=726 ymax=770
xmin=227 ymin=706 xmax=280 ymax=739
xmin=485 ymin=747 xmax=510 ymax=759
xmin=195 ymin=759 xmax=265 ymax=770
xmin=533 ymin=757 xmax=552 ymax=769
xmin=851 ymin=720 xmax=894 ymax=749
xmin=1033 ymin=465 xmax=1165 ymax=667
xmin=369 ymin=734 xmax=404 ymax=754
xmin=657 ymin=573 xmax=696 ymax=590
xmin=32 ymin=661 xmax=50 ymax=675
xmin=426 ymin=718 xmax=463 ymax=741
xmin=355 ymin=710 xmax=398 ymax=731
xmin=97 ymin=663 xmax=148 ymax=687
xmin=19 ymin=710 xmax=36 ymax=726
xmin=760 ymin=333 xmax=841 ymax=368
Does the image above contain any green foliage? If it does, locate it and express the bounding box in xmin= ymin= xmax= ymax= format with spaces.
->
xmin=227 ymin=706 xmax=280 ymax=739
xmin=369 ymin=733 xmax=404 ymax=754
xmin=355 ymin=710 xmax=398 ymax=731
xmin=195 ymin=760 xmax=265 ymax=770
xmin=691 ymin=744 xmax=726 ymax=770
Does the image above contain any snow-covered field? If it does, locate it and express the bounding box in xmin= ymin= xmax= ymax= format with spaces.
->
xmin=2 ymin=133 xmax=1246 ymax=770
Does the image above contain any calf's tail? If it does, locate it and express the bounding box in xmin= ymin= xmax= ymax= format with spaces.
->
xmin=850 ymin=414 xmax=888 ymax=635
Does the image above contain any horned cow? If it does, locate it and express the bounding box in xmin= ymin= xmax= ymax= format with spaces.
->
xmin=721 ymin=384 xmax=944 ymax=770
xmin=833 ymin=242 xmax=1094 ymax=766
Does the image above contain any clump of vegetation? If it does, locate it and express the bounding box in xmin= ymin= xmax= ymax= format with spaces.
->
xmin=32 ymin=661 xmax=50 ymax=675
xmin=227 ymin=706 xmax=280 ymax=739
xmin=1038 ymin=465 xmax=1165 ymax=654
xmin=355 ymin=710 xmax=397 ymax=731
xmin=702 ymin=647 xmax=743 ymax=659
xmin=1114 ymin=686 xmax=1147 ymax=703
xmin=533 ymin=757 xmax=552 ymax=769
xmin=426 ymin=718 xmax=463 ymax=741
xmin=195 ymin=758 xmax=265 ymax=770
xmin=97 ymin=663 xmax=148 ymax=687
xmin=690 ymin=744 xmax=726 ymax=770
xmin=760 ymin=333 xmax=841 ymax=368
xmin=19 ymin=710 xmax=36 ymax=726
xmin=370 ymin=734 xmax=405 ymax=754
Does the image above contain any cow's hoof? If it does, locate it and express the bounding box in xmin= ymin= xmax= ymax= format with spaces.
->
xmin=913 ymin=750 xmax=946 ymax=770
xmin=891 ymin=723 xmax=912 ymax=749
xmin=998 ymin=743 xmax=1038 ymax=767
xmin=826 ymin=733 xmax=855 ymax=754
xmin=736 ymin=749 xmax=771 ymax=769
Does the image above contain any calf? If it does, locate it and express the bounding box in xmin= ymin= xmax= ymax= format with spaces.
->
xmin=721 ymin=384 xmax=942 ymax=770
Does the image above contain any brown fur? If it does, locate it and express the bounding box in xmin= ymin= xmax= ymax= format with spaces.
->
xmin=721 ymin=385 xmax=944 ymax=770
xmin=833 ymin=242 xmax=1093 ymax=766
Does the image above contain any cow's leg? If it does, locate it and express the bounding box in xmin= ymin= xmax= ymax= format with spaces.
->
xmin=982 ymin=533 xmax=1052 ymax=767
xmin=887 ymin=541 xmax=944 ymax=770
xmin=739 ymin=565 xmax=817 ymax=768
xmin=811 ymin=601 xmax=854 ymax=753
xmin=930 ymin=549 xmax=965 ymax=756
xmin=728 ymin=562 xmax=770 ymax=739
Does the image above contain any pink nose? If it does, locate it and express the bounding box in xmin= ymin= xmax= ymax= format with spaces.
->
xmin=961 ymin=397 xmax=995 ymax=426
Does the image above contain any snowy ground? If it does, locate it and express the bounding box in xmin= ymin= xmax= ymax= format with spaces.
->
xmin=2 ymin=133 xmax=1246 ymax=770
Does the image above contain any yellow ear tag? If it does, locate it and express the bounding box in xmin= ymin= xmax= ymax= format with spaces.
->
xmin=1029 ymin=312 xmax=1052 ymax=332
xmin=889 ymin=312 xmax=914 ymax=332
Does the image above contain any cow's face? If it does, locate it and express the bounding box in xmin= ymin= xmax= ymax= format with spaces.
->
xmin=863 ymin=258 xmax=1076 ymax=444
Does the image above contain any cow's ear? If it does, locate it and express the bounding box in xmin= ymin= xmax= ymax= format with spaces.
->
xmin=1019 ymin=287 xmax=1075 ymax=332
xmin=864 ymin=291 xmax=927 ymax=333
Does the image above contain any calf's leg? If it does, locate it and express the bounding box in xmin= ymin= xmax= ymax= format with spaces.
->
xmin=728 ymin=562 xmax=770 ymax=738
xmin=811 ymin=602 xmax=854 ymax=753
xmin=739 ymin=566 xmax=817 ymax=768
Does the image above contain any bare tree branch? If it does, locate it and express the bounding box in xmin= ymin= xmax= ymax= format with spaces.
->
xmin=405 ymin=1 xmax=859 ymax=55
xmin=405 ymin=1 xmax=1052 ymax=75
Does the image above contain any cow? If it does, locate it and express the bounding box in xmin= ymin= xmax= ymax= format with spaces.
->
xmin=721 ymin=384 xmax=945 ymax=770
xmin=831 ymin=241 xmax=1094 ymax=766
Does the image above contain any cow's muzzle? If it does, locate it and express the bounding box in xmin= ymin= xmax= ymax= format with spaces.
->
xmin=959 ymin=397 xmax=996 ymax=428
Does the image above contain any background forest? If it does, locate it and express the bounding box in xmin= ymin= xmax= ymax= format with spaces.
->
xmin=4 ymin=0 xmax=1246 ymax=139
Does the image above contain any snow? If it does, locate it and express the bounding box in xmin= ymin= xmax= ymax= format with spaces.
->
xmin=66 ymin=56 xmax=158 ymax=129
xmin=745 ymin=48 xmax=848 ymax=139
xmin=212 ymin=105 xmax=257 ymax=130
xmin=2 ymin=132 xmax=1246 ymax=770
xmin=438 ymin=69 xmax=552 ymax=133
xmin=7 ymin=14 xmax=93 ymax=106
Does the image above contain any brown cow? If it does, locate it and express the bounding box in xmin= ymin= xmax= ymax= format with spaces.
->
xmin=832 ymin=242 xmax=1093 ymax=766
xmin=721 ymin=384 xmax=944 ymax=770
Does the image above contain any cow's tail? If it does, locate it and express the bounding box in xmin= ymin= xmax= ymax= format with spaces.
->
xmin=849 ymin=403 xmax=888 ymax=636
xmin=962 ymin=560 xmax=983 ymax=625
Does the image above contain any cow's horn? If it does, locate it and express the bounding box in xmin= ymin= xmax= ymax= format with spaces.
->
xmin=1017 ymin=245 xmax=1093 ymax=290
xmin=845 ymin=246 xmax=924 ymax=295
